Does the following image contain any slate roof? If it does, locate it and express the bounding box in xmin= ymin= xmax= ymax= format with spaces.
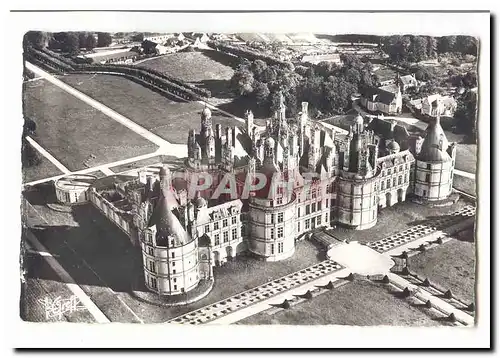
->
xmin=360 ymin=86 xmax=397 ymax=105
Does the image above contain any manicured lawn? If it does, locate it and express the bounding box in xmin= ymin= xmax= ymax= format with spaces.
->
xmin=22 ymin=150 xmax=63 ymax=183
xmin=237 ymin=279 xmax=452 ymax=326
xmin=108 ymin=154 xmax=184 ymax=174
xmin=453 ymin=175 xmax=476 ymax=197
xmin=454 ymin=144 xmax=477 ymax=174
xmin=407 ymin=237 xmax=476 ymax=303
xmin=23 ymin=80 xmax=158 ymax=172
xmin=138 ymin=50 xmax=237 ymax=103
xmin=329 ymin=198 xmax=472 ymax=244
xmin=59 ymin=74 xmax=244 ymax=145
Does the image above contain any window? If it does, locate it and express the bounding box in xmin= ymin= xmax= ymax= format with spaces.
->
xmin=278 ymin=242 xmax=284 ymax=253
xmin=325 ymin=213 xmax=328 ymax=222
xmin=387 ymin=179 xmax=390 ymax=188
xmin=382 ymin=170 xmax=385 ymax=176
xmin=311 ymin=189 xmax=317 ymax=199
xmin=150 ymin=277 xmax=157 ymax=289
xmin=317 ymin=201 xmax=322 ymax=211
xmin=405 ymin=163 xmax=408 ymax=170
xmin=148 ymin=247 xmax=154 ymax=256
xmin=270 ymin=244 xmax=275 ymax=255
xmin=271 ymin=214 xmax=275 ymax=224
xmin=148 ymin=261 xmax=156 ymax=273
xmin=172 ymin=261 xmax=175 ymax=267
xmin=214 ymin=222 xmax=219 ymax=230
xmin=317 ymin=215 xmax=322 ymax=225
xmin=214 ymin=234 xmax=220 ymax=246
xmin=381 ymin=181 xmax=385 ymax=190
xmin=276 ymin=197 xmax=283 ymax=205
xmin=393 ymin=177 xmax=396 ymax=186
xmin=297 ymin=222 xmax=301 ymax=232
xmin=306 ymin=205 xmax=311 ymax=215
xmin=399 ymin=166 xmax=403 ymax=172
xmin=277 ymin=227 xmax=284 ymax=238
xmin=223 ymin=231 xmax=229 ymax=243
xmin=312 ymin=203 xmax=316 ymax=212
xmin=232 ymin=216 xmax=237 ymax=225
xmin=172 ymin=270 xmax=176 ymax=274
xmin=398 ymin=176 xmax=402 ymax=185
xmin=388 ymin=169 xmax=391 ymax=175
xmin=147 ymin=232 xmax=152 ymax=244
xmin=223 ymin=219 xmax=228 ymax=227
xmin=174 ymin=285 xmax=177 ymax=291
xmin=427 ymin=164 xmax=431 ymax=170
xmin=425 ymin=174 xmax=430 ymax=182
xmin=278 ymin=213 xmax=284 ymax=223
xmin=232 ymin=228 xmax=237 ymax=241
xmin=270 ymin=228 xmax=275 ymax=239
xmin=325 ymin=199 xmax=329 ymax=208
xmin=205 ymin=224 xmax=210 ymax=233
xmin=305 ymin=219 xmax=310 ymax=230
xmin=171 ymin=252 xmax=175 ymax=258
xmin=297 ymin=207 xmax=301 ymax=217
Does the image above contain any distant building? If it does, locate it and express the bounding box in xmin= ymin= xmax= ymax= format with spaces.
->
xmin=301 ymin=53 xmax=342 ymax=65
xmin=421 ymin=94 xmax=457 ymax=117
xmin=359 ymin=85 xmax=403 ymax=115
xmin=55 ymin=174 xmax=97 ymax=204
xmin=396 ymin=73 xmax=419 ymax=93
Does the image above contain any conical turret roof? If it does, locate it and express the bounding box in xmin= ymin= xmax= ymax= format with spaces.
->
xmin=148 ymin=187 xmax=190 ymax=247
xmin=417 ymin=117 xmax=451 ymax=162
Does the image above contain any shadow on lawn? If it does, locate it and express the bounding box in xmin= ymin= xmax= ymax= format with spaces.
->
xmin=195 ymin=79 xmax=233 ymax=100
xmin=200 ymin=49 xmax=240 ymax=69
xmin=25 ymin=202 xmax=146 ymax=293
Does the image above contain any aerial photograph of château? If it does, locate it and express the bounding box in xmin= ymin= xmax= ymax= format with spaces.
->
xmin=21 ymin=30 xmax=478 ymax=326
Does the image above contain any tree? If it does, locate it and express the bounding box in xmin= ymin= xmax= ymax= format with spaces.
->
xmin=323 ymin=76 xmax=357 ymax=114
xmin=131 ymin=33 xmax=145 ymax=42
xmin=260 ymin=66 xmax=278 ymax=83
xmin=408 ymin=36 xmax=428 ymax=63
xmin=85 ymin=33 xmax=97 ymax=51
xmin=384 ymin=35 xmax=412 ymax=63
xmin=315 ymin=61 xmax=337 ymax=78
xmin=251 ymin=59 xmax=268 ymax=81
xmin=456 ymin=36 xmax=478 ymax=55
xmin=61 ymin=32 xmax=80 ymax=55
xmin=454 ymin=91 xmax=477 ymax=141
xmin=97 ymin=32 xmax=112 ymax=47
xmin=230 ymin=68 xmax=255 ymax=96
xmin=78 ymin=32 xmax=88 ymax=49
xmin=253 ymin=81 xmax=270 ymax=105
xmin=23 ymin=31 xmax=51 ymax=49
xmin=426 ymin=36 xmax=438 ymax=58
xmin=438 ymin=35 xmax=457 ymax=53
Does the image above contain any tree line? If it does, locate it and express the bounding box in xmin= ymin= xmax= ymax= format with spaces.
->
xmin=230 ymin=54 xmax=376 ymax=118
xmin=23 ymin=31 xmax=113 ymax=55
xmin=382 ymin=35 xmax=478 ymax=64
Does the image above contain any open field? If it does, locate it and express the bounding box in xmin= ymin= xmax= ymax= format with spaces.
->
xmin=329 ymin=198 xmax=472 ymax=244
xmin=138 ymin=50 xmax=237 ymax=103
xmin=22 ymin=151 xmax=63 ymax=183
xmin=23 ymin=80 xmax=158 ymax=172
xmin=59 ymin=74 xmax=244 ymax=145
xmin=237 ymin=279 xmax=453 ymax=326
xmin=407 ymin=237 xmax=476 ymax=303
xmin=23 ymin=183 xmax=324 ymax=323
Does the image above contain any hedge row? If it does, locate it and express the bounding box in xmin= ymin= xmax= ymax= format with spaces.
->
xmin=35 ymin=46 xmax=211 ymax=97
xmin=208 ymin=40 xmax=291 ymax=68
xmin=25 ymin=47 xmax=211 ymax=99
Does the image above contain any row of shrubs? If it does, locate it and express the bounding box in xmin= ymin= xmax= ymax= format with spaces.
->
xmin=25 ymin=46 xmax=211 ymax=99
xmin=208 ymin=40 xmax=292 ymax=68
